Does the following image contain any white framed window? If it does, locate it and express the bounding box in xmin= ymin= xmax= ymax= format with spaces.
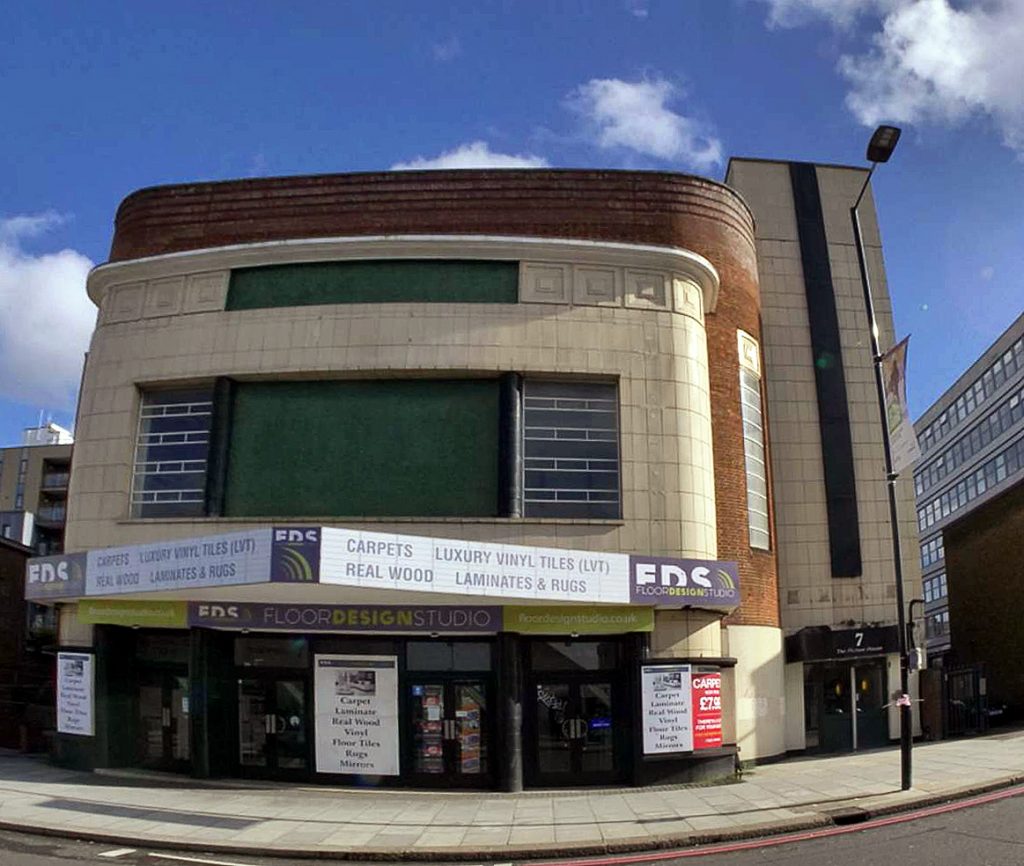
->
xmin=738 ymin=331 xmax=770 ymax=550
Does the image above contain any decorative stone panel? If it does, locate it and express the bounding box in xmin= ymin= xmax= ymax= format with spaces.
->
xmin=573 ymin=266 xmax=621 ymax=307
xmin=737 ymin=329 xmax=761 ymax=376
xmin=143 ymin=276 xmax=185 ymax=318
xmin=184 ymin=271 xmax=230 ymax=313
xmin=673 ymin=278 xmax=704 ymax=323
xmin=520 ymin=263 xmax=570 ymax=304
xmin=625 ymin=270 xmax=669 ymax=310
xmin=104 ymin=283 xmax=145 ymax=323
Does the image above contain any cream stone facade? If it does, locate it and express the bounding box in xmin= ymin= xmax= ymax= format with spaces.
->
xmin=71 ymin=237 xmax=720 ymax=581
xmin=727 ymin=159 xmax=922 ymax=751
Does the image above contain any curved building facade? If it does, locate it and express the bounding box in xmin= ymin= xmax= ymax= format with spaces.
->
xmin=37 ymin=170 xmax=788 ymax=788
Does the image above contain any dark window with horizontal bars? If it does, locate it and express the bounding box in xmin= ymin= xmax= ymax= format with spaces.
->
xmin=522 ymin=381 xmax=621 ymax=519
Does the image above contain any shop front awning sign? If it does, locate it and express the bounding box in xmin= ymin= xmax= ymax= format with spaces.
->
xmin=74 ymin=600 xmax=656 ymax=635
xmin=26 ymin=525 xmax=740 ymax=610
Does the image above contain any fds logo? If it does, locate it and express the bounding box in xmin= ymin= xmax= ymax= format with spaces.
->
xmin=271 ymin=527 xmax=320 ymax=582
xmin=635 ymin=562 xmax=715 ymax=588
xmin=195 ymin=604 xmax=241 ymax=619
xmin=28 ymin=560 xmax=73 ymax=584
xmin=629 ymin=555 xmax=739 ymax=605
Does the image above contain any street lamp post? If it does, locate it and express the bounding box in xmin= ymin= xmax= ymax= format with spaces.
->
xmin=850 ymin=124 xmax=913 ymax=792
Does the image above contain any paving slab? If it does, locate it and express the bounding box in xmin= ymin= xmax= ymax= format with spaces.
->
xmin=0 ymin=731 xmax=1023 ymax=859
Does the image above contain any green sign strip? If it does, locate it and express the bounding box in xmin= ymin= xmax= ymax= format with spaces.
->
xmin=76 ymin=599 xmax=188 ymax=628
xmin=503 ymin=605 xmax=654 ymax=634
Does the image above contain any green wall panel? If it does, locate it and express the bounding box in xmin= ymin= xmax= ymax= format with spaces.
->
xmin=224 ymin=380 xmax=500 ymax=517
xmin=226 ymin=260 xmax=518 ymax=310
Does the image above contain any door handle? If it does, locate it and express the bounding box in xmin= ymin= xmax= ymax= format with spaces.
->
xmin=264 ymin=713 xmax=273 ymax=734
xmin=162 ymin=707 xmax=171 ymax=728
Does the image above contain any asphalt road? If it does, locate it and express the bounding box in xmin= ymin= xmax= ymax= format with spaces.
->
xmin=0 ymin=786 xmax=1022 ymax=866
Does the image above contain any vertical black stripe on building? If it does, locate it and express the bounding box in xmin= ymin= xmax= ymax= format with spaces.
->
xmin=789 ymin=162 xmax=863 ymax=577
xmin=204 ymin=377 xmax=235 ymax=517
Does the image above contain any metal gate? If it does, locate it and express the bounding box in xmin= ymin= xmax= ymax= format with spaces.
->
xmin=944 ymin=664 xmax=988 ymax=737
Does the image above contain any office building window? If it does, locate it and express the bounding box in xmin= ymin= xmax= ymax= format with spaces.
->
xmin=739 ymin=368 xmax=770 ymax=549
xmin=914 ymin=382 xmax=1024 ymax=497
xmin=919 ymin=535 xmax=944 ymax=569
xmin=917 ymin=435 xmax=1024 ymax=532
xmin=925 ymin=610 xmax=950 ymax=640
xmin=522 ymin=381 xmax=620 ymax=519
xmin=919 ymin=335 xmax=1024 ymax=453
xmin=131 ymin=388 xmax=213 ymax=518
xmin=923 ymin=572 xmax=947 ymax=603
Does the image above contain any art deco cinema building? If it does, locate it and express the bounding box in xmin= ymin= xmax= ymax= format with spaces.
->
xmin=32 ymin=167 xmax=872 ymax=789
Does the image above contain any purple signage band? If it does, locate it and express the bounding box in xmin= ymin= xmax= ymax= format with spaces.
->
xmin=628 ymin=556 xmax=740 ymax=608
xmin=188 ymin=602 xmax=503 ymax=633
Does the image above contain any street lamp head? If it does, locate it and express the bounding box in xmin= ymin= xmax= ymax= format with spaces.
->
xmin=867 ymin=125 xmax=901 ymax=163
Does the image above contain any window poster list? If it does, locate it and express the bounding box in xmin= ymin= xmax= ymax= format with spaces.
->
xmin=57 ymin=652 xmax=94 ymax=736
xmin=314 ymin=654 xmax=399 ymax=775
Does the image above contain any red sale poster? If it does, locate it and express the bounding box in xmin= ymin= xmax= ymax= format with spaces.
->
xmin=690 ymin=671 xmax=722 ymax=749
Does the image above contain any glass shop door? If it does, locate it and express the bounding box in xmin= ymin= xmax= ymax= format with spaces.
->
xmin=237 ymin=677 xmax=309 ymax=777
xmin=407 ymin=678 xmax=492 ymax=787
xmin=137 ymin=668 xmax=190 ymax=771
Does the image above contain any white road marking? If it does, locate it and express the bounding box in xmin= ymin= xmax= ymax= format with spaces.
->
xmin=147 ymin=854 xmax=256 ymax=866
xmin=98 ymin=850 xmax=137 ymax=859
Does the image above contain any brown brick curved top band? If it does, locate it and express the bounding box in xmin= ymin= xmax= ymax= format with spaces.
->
xmin=109 ymin=169 xmax=757 ymax=278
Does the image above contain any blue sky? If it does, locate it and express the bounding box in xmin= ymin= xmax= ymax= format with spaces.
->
xmin=2 ymin=0 xmax=1023 ymax=448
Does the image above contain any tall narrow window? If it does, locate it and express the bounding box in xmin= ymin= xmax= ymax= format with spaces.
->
xmin=738 ymin=331 xmax=770 ymax=550
xmin=131 ymin=388 xmax=213 ymax=517
xmin=522 ymin=381 xmax=620 ymax=519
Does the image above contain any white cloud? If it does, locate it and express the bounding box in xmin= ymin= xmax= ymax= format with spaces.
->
xmin=568 ymin=77 xmax=723 ymax=171
xmin=390 ymin=141 xmax=549 ymax=170
xmin=627 ymin=0 xmax=650 ymax=19
xmin=0 ymin=213 xmax=95 ymax=410
xmin=759 ymin=0 xmax=893 ymax=29
xmin=431 ymin=36 xmax=461 ymax=62
xmin=759 ymin=0 xmax=1024 ymax=157
xmin=980 ymin=265 xmax=995 ymax=281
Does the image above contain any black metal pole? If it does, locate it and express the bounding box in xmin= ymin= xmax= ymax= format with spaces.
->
xmin=851 ymin=179 xmax=913 ymax=791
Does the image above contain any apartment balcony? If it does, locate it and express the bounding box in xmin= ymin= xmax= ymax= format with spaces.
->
xmin=40 ymin=472 xmax=69 ymax=492
xmin=35 ymin=505 xmax=66 ymax=526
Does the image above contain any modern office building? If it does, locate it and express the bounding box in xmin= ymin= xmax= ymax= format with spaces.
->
xmin=28 ymin=163 xmax=918 ymax=789
xmin=912 ymin=312 xmax=1024 ymax=662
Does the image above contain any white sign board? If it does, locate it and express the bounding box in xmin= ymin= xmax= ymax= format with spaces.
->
xmin=641 ymin=664 xmax=692 ymax=754
xmin=314 ymin=654 xmax=399 ymax=776
xmin=57 ymin=652 xmax=94 ymax=736
xmin=320 ymin=527 xmax=626 ymax=603
xmin=86 ymin=528 xmax=272 ymax=596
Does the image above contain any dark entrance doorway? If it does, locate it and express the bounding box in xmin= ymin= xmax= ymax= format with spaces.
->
xmin=137 ymin=669 xmax=190 ymax=770
xmin=404 ymin=640 xmax=494 ymax=788
xmin=135 ymin=633 xmax=191 ymax=771
xmin=806 ymin=658 xmax=890 ymax=753
xmin=524 ymin=638 xmax=630 ymax=787
xmin=237 ymin=677 xmax=308 ymax=774
xmin=235 ymin=636 xmax=310 ymax=777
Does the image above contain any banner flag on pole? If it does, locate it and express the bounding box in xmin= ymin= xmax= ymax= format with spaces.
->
xmin=881 ymin=336 xmax=921 ymax=474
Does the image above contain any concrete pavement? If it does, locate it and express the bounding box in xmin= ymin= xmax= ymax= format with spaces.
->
xmin=1 ymin=730 xmax=1023 ymax=859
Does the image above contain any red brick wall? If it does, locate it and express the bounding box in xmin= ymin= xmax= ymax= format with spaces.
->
xmin=107 ymin=168 xmax=779 ymax=627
